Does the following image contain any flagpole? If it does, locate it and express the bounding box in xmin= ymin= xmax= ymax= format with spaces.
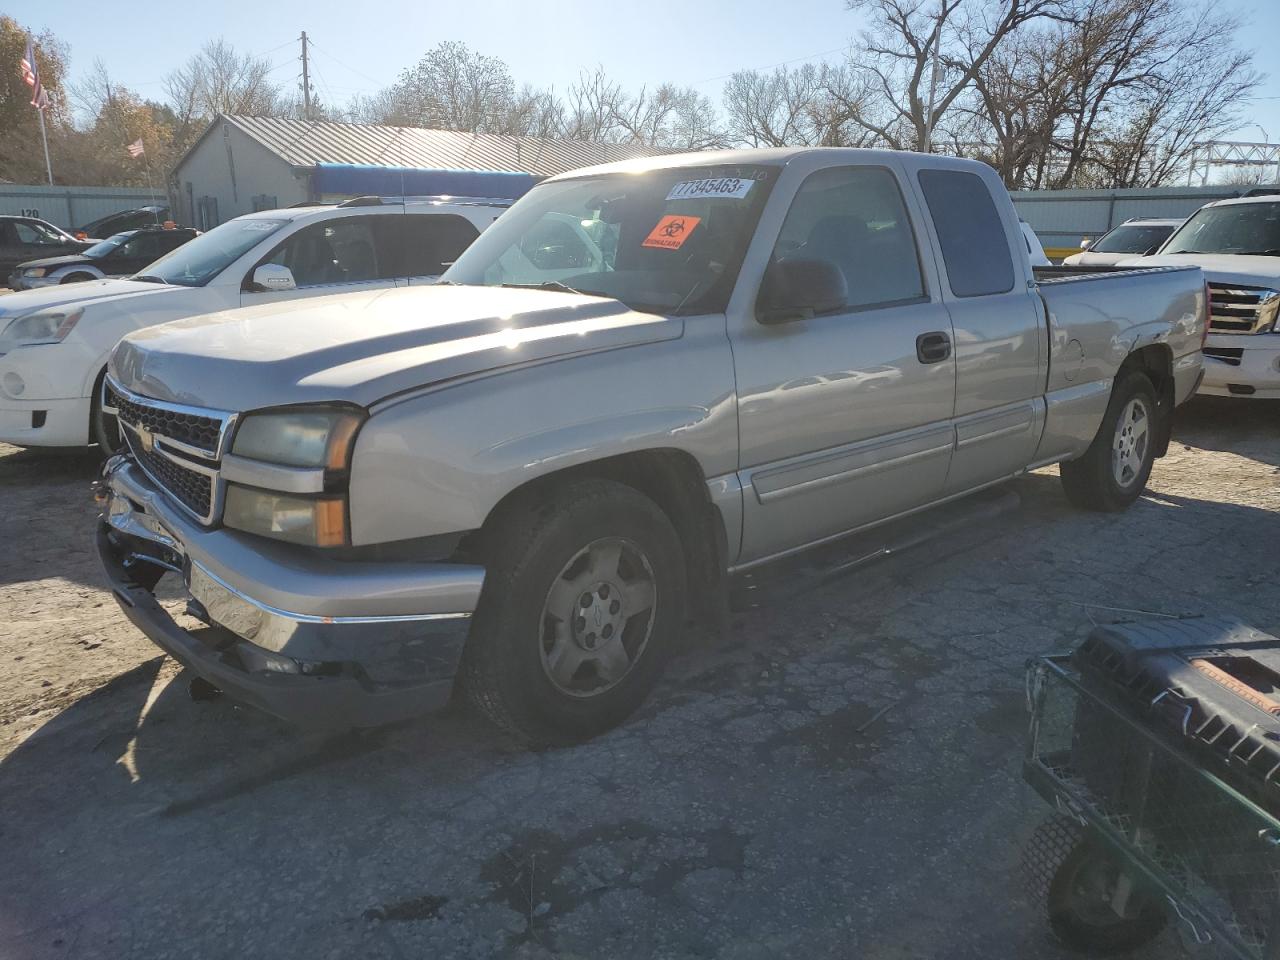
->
xmin=143 ymin=160 xmax=158 ymax=221
xmin=37 ymin=107 xmax=52 ymax=186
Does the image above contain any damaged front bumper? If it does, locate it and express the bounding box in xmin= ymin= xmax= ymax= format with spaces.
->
xmin=95 ymin=457 xmax=485 ymax=728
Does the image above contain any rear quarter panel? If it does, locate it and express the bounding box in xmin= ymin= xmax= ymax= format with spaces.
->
xmin=347 ymin=313 xmax=738 ymax=546
xmin=1035 ymin=266 xmax=1204 ymax=462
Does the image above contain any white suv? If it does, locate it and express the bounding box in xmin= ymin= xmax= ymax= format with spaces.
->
xmin=0 ymin=197 xmax=506 ymax=448
xmin=1064 ymin=218 xmax=1183 ymax=266
xmin=1121 ymin=197 xmax=1280 ymax=398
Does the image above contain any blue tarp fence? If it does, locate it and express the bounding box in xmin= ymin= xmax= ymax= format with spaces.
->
xmin=312 ymin=164 xmax=539 ymax=201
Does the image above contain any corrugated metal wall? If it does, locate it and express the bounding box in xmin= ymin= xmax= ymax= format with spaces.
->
xmin=1011 ymin=183 xmax=1280 ymax=254
xmin=0 ymin=185 xmax=168 ymax=231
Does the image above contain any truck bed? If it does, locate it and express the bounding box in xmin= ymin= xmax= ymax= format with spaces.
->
xmin=1033 ymin=264 xmax=1195 ymax=284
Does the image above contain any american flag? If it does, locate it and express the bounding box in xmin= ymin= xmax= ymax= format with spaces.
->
xmin=20 ymin=38 xmax=49 ymax=110
xmin=127 ymin=139 xmax=145 ymax=158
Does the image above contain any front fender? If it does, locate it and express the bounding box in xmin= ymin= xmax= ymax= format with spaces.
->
xmin=347 ymin=323 xmax=738 ymax=546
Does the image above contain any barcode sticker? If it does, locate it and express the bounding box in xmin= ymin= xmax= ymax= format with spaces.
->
xmin=666 ymin=178 xmax=754 ymax=201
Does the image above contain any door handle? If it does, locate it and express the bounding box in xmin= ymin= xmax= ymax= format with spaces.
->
xmin=916 ymin=331 xmax=952 ymax=364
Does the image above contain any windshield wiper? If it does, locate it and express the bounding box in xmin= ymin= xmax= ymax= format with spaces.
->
xmin=1235 ymin=249 xmax=1280 ymax=256
xmin=501 ymin=280 xmax=600 ymax=297
xmin=132 ymin=274 xmax=168 ymax=284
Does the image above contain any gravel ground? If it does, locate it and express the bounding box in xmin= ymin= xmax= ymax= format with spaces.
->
xmin=0 ymin=397 xmax=1277 ymax=960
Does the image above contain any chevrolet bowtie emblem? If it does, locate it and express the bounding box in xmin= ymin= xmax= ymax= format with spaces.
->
xmin=135 ymin=425 xmax=155 ymax=454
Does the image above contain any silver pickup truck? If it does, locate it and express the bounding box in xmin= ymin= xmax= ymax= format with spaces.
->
xmin=96 ymin=148 xmax=1206 ymax=745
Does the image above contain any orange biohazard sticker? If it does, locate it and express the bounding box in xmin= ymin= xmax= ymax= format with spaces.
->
xmin=642 ymin=214 xmax=701 ymax=250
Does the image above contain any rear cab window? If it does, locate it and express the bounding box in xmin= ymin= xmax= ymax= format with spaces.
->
xmin=917 ymin=169 xmax=1014 ymax=297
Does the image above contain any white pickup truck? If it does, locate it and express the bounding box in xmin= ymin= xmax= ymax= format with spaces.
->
xmin=0 ymin=198 xmax=505 ymax=448
xmin=1122 ymin=195 xmax=1280 ymax=398
xmin=97 ymin=147 xmax=1206 ymax=745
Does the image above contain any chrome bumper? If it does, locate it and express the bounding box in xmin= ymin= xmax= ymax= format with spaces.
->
xmin=97 ymin=457 xmax=485 ymax=727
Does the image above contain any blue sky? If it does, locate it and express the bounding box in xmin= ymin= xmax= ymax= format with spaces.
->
xmin=20 ymin=0 xmax=1280 ymax=143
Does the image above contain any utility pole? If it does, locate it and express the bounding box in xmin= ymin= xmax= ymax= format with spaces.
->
xmin=300 ymin=31 xmax=312 ymax=121
xmin=921 ymin=0 xmax=944 ymax=153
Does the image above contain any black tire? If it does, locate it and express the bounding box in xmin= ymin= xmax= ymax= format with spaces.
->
xmin=462 ymin=478 xmax=686 ymax=747
xmin=1060 ymin=370 xmax=1158 ymax=512
xmin=89 ymin=368 xmax=121 ymax=454
xmin=1024 ymin=816 xmax=1166 ymax=955
xmin=60 ymin=272 xmax=95 ymax=284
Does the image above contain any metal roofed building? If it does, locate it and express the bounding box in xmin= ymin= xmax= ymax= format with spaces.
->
xmin=172 ymin=114 xmax=673 ymax=228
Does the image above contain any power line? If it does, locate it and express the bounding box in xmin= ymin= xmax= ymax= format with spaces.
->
xmin=263 ymin=58 xmax=298 ymax=76
xmin=250 ymin=39 xmax=298 ymax=60
xmin=307 ymin=40 xmax=391 ymax=89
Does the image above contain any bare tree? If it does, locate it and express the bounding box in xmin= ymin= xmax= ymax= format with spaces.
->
xmin=505 ymin=85 xmax=567 ymax=139
xmin=163 ymin=39 xmax=282 ymax=149
xmin=378 ymin=41 xmax=520 ymax=132
xmin=1049 ymin=0 xmax=1257 ymax=187
xmin=842 ymin=0 xmax=1070 ymax=151
xmin=555 ymin=68 xmax=726 ymax=147
xmin=965 ymin=0 xmax=1259 ymax=188
xmin=722 ymin=63 xmax=871 ymax=147
xmin=561 ymin=68 xmax=628 ymax=142
xmin=612 ymin=83 xmax=727 ymax=149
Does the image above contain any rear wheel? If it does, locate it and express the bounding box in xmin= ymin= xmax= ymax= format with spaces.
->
xmin=1060 ymin=370 xmax=1158 ymax=512
xmin=462 ymin=478 xmax=686 ymax=746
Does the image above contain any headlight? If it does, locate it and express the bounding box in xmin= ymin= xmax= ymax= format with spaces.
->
xmin=1263 ymin=292 xmax=1280 ymax=333
xmin=22 ymin=267 xmax=48 ymax=278
xmin=231 ymin=408 xmax=363 ymax=469
xmin=0 ymin=308 xmax=83 ymax=352
xmin=223 ymin=406 xmax=364 ymax=546
xmin=223 ymin=485 xmax=348 ymax=547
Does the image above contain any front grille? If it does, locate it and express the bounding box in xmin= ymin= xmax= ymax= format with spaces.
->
xmin=129 ymin=438 xmax=215 ymax=518
xmin=104 ymin=381 xmax=223 ymax=454
xmin=1203 ymin=347 xmax=1244 ymax=366
xmin=1208 ymin=283 xmax=1280 ymax=335
xmin=103 ymin=378 xmax=235 ymax=525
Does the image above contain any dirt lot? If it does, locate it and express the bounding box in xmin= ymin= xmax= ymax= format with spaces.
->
xmin=1 ymin=397 xmax=1277 ymax=960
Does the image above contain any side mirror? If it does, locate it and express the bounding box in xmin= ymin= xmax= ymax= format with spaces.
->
xmin=756 ymin=258 xmax=848 ymax=325
xmin=250 ymin=263 xmax=297 ymax=292
xmin=1079 ymin=238 xmax=1092 ymax=250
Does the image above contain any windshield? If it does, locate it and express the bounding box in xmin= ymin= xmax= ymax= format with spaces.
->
xmin=82 ymin=233 xmax=131 ymax=259
xmin=443 ymin=164 xmax=776 ymax=314
xmin=1161 ymin=203 xmax=1280 ymax=256
xmin=1092 ymin=223 xmax=1177 ymax=254
xmin=137 ymin=218 xmax=288 ymax=286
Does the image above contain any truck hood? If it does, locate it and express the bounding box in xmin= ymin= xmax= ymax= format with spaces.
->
xmin=18 ymin=253 xmax=97 ymax=270
xmin=1117 ymin=254 xmax=1280 ymax=287
xmin=109 ymin=285 xmax=683 ymax=411
xmin=0 ymin=278 xmax=180 ymax=318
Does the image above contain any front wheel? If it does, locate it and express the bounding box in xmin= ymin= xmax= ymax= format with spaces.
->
xmin=1060 ymin=370 xmax=1158 ymax=512
xmin=89 ymin=368 xmax=121 ymax=454
xmin=462 ymin=478 xmax=687 ymax=746
xmin=60 ymin=272 xmax=96 ymax=284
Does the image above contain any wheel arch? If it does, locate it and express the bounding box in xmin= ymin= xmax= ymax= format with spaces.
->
xmin=60 ymin=268 xmax=101 ymax=283
xmin=474 ymin=448 xmax=730 ymax=638
xmin=1120 ymin=343 xmax=1174 ymax=457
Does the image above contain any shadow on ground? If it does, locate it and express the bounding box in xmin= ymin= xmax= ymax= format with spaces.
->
xmin=7 ymin=477 xmax=1279 ymax=958
xmin=1173 ymin=396 xmax=1280 ymax=466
